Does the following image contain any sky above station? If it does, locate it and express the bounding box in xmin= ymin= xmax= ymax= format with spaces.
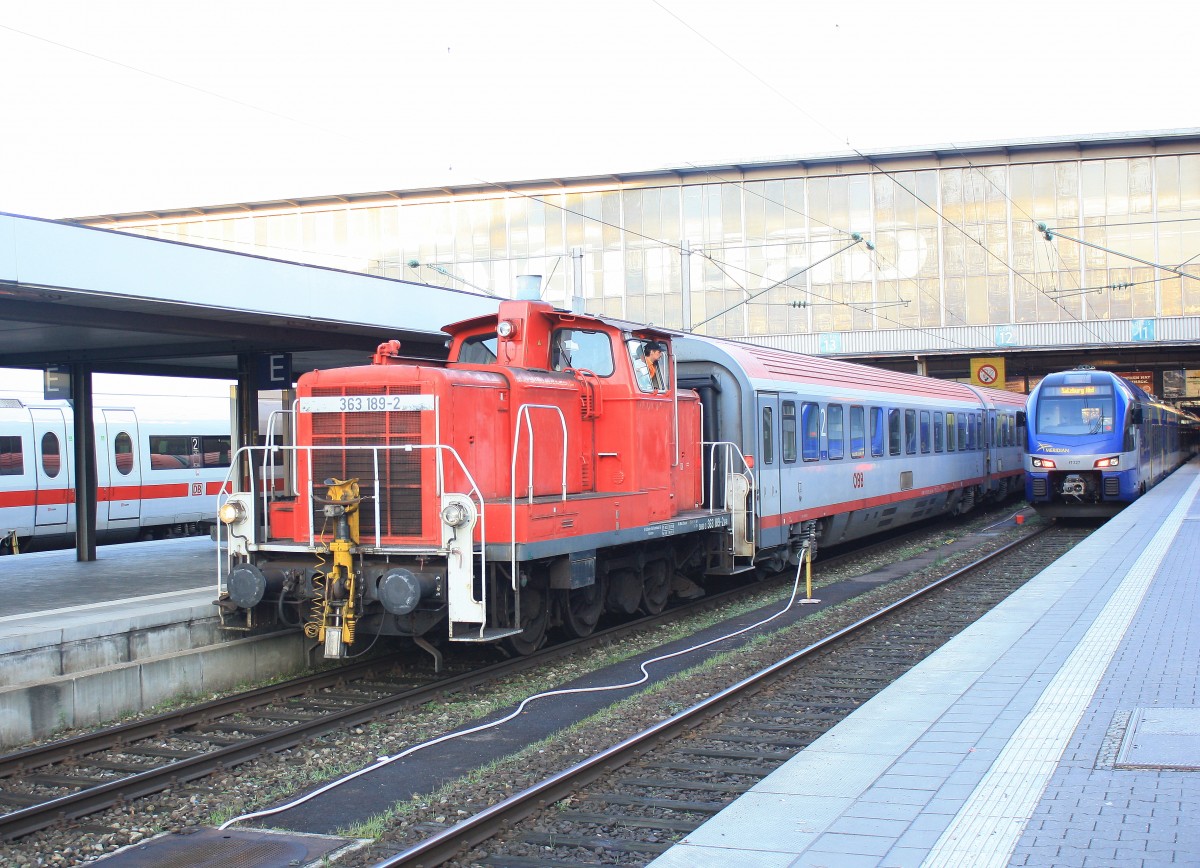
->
xmin=1 ymin=0 xmax=1195 ymax=221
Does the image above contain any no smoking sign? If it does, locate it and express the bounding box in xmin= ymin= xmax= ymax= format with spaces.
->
xmin=977 ymin=364 xmax=998 ymax=384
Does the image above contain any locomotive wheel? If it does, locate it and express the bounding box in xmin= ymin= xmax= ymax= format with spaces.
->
xmin=505 ymin=584 xmax=548 ymax=656
xmin=558 ymin=580 xmax=605 ymax=639
xmin=640 ymin=560 xmax=670 ymax=615
xmin=606 ymin=568 xmax=641 ymax=615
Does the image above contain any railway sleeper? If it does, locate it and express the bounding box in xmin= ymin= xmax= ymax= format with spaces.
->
xmin=558 ymin=811 xmax=704 ymax=832
xmin=518 ymin=832 xmax=670 ymax=854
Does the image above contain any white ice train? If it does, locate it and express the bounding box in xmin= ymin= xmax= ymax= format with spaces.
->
xmin=0 ymin=399 xmax=233 ymax=554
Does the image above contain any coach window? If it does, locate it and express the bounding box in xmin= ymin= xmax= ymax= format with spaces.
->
xmin=888 ymin=408 xmax=902 ymax=456
xmin=782 ymin=401 xmax=797 ymax=462
xmin=0 ymin=436 xmax=22 ymax=475
xmin=934 ymin=411 xmax=944 ymax=452
xmin=946 ymin=412 xmax=956 ymax=451
xmin=958 ymin=414 xmax=969 ymax=451
xmin=870 ymin=407 xmax=885 ymax=457
xmin=920 ymin=410 xmax=931 ymax=453
xmin=151 ymin=435 xmax=194 ymax=469
xmin=762 ymin=407 xmax=774 ymax=465
xmin=904 ymin=409 xmax=917 ymax=455
xmin=40 ymin=432 xmax=61 ymax=478
xmin=114 ymin=432 xmax=134 ymax=476
xmin=849 ymin=406 xmax=865 ymax=459
xmin=827 ymin=404 xmax=844 ymax=460
xmin=801 ymin=402 xmax=821 ymax=461
xmin=203 ymin=436 xmax=232 ymax=468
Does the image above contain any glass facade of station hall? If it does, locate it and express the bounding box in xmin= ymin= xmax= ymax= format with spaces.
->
xmin=87 ymin=134 xmax=1200 ymax=344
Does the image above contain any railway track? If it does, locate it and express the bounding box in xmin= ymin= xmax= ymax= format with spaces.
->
xmin=366 ymin=524 xmax=1091 ymax=867
xmin=0 ymin=508 xmax=1029 ymax=847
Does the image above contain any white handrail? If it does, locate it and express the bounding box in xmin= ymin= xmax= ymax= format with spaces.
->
xmin=509 ymin=404 xmax=569 ymax=600
xmin=701 ymin=439 xmax=755 ymax=513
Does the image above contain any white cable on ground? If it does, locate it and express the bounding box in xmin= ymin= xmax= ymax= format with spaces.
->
xmin=220 ymin=552 xmax=810 ymax=830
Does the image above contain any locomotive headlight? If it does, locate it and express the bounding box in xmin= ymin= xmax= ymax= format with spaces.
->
xmin=219 ymin=499 xmax=247 ymax=525
xmin=441 ymin=501 xmax=470 ymax=527
xmin=1031 ymin=457 xmax=1056 ymax=469
xmin=496 ymin=319 xmax=516 ymax=338
xmin=1094 ymin=456 xmax=1119 ymax=468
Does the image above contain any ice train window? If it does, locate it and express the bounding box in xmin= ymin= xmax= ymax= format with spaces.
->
xmin=114 ymin=432 xmax=134 ymax=476
xmin=934 ymin=411 xmax=944 ymax=452
xmin=849 ymin=406 xmax=865 ymax=459
xmin=920 ymin=410 xmax=931 ymax=454
xmin=904 ymin=409 xmax=917 ymax=455
xmin=0 ymin=435 xmax=24 ymax=476
xmin=827 ymin=404 xmax=844 ymax=460
xmin=41 ymin=432 xmax=60 ymax=478
xmin=888 ymin=408 xmax=901 ymax=456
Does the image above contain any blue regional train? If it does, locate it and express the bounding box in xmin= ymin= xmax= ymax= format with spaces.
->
xmin=1025 ymin=367 xmax=1195 ymax=518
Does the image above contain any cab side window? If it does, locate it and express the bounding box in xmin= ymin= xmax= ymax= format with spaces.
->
xmin=626 ymin=339 xmax=666 ymax=391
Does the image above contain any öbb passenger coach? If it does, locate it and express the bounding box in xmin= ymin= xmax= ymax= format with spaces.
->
xmin=216 ymin=298 xmax=1027 ymax=662
xmin=1025 ymin=367 xmax=1195 ymax=518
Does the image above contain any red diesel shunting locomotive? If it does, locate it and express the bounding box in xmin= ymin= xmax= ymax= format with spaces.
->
xmin=216 ymin=297 xmax=743 ymax=664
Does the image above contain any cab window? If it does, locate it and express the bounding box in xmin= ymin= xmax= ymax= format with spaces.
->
xmin=458 ymin=333 xmax=498 ymax=364
xmin=626 ymin=338 xmax=666 ymax=391
xmin=555 ymin=329 xmax=615 ymax=376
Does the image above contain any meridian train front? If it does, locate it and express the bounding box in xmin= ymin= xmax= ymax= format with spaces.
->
xmin=1025 ymin=367 xmax=1191 ymax=518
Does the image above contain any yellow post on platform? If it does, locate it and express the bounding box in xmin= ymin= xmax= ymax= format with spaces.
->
xmin=799 ymin=541 xmax=820 ymax=605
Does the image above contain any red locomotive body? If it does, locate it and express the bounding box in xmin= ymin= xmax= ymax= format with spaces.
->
xmin=217 ymin=299 xmax=739 ymax=661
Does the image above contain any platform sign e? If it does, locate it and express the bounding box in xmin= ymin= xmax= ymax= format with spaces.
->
xmin=257 ymin=353 xmax=293 ymax=388
xmin=44 ymin=364 xmax=71 ymax=400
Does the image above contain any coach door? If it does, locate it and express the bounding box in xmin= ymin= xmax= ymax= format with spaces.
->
xmin=756 ymin=393 xmax=785 ymax=549
xmin=30 ymin=408 xmax=71 ymax=528
xmin=104 ymin=409 xmax=141 ymax=522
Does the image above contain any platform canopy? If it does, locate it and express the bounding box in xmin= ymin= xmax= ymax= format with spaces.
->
xmin=0 ymin=212 xmax=498 ymax=380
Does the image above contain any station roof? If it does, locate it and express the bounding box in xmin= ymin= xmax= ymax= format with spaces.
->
xmin=0 ymin=212 xmax=499 ymax=380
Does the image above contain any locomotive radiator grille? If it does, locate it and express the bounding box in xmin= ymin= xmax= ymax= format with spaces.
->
xmin=309 ymin=386 xmax=426 ymax=540
xmin=1103 ymin=476 xmax=1120 ymax=497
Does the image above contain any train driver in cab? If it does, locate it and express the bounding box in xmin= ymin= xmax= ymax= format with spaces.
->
xmin=633 ymin=340 xmax=668 ymax=392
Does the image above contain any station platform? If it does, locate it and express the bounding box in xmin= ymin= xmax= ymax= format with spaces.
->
xmin=0 ymin=537 xmax=307 ymax=746
xmin=653 ymin=459 xmax=1200 ymax=868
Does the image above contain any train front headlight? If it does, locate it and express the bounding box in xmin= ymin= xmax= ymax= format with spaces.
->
xmin=1094 ymin=456 xmax=1119 ymax=468
xmin=1031 ymin=457 xmax=1056 ymax=469
xmin=219 ymin=499 xmax=247 ymax=525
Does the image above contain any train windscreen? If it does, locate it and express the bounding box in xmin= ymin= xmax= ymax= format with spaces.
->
xmin=1035 ymin=384 xmax=1116 ymax=435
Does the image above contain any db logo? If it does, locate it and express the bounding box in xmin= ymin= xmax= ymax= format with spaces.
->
xmin=191 ymin=483 xmax=205 ymax=496
xmin=852 ymin=472 xmax=865 ymax=489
